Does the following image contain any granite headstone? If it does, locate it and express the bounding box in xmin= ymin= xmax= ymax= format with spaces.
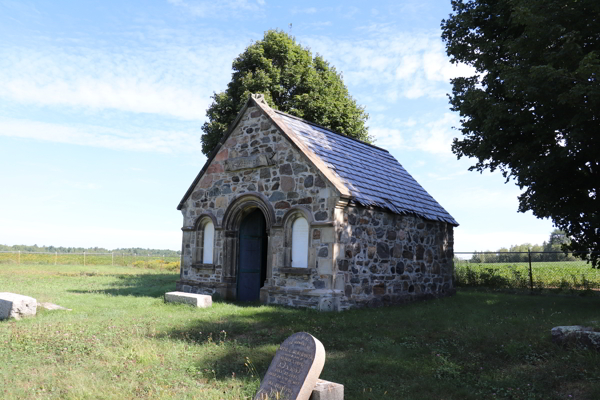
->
xmin=254 ymin=332 xmax=325 ymax=400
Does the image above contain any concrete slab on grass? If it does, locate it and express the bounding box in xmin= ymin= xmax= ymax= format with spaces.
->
xmin=164 ymin=292 xmax=212 ymax=308
xmin=0 ymin=292 xmax=37 ymax=320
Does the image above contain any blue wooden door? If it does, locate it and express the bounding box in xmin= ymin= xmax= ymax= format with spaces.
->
xmin=237 ymin=209 xmax=267 ymax=302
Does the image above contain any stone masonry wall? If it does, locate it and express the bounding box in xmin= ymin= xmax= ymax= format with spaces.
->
xmin=335 ymin=207 xmax=455 ymax=310
xmin=178 ymin=105 xmax=339 ymax=299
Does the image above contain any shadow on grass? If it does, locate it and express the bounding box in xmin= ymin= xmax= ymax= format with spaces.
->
xmin=154 ymin=302 xmax=425 ymax=391
xmin=69 ymin=272 xmax=178 ymax=298
xmin=153 ymin=291 xmax=600 ymax=399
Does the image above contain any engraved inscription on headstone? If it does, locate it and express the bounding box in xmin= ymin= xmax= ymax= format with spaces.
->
xmin=254 ymin=332 xmax=325 ymax=400
xmin=224 ymin=152 xmax=276 ymax=172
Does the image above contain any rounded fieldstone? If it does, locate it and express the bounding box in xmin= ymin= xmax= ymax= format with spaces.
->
xmin=416 ymin=245 xmax=425 ymax=260
xmin=313 ymin=280 xmax=326 ymax=289
xmin=275 ymin=201 xmax=291 ymax=209
xmin=396 ymin=262 xmax=405 ymax=274
xmin=348 ymin=214 xmax=357 ymax=225
xmin=318 ymin=247 xmax=328 ymax=257
xmin=304 ymin=175 xmax=314 ymax=188
xmin=191 ymin=190 xmax=205 ymax=200
xmin=377 ymin=242 xmax=389 ymax=259
xmin=269 ymin=191 xmax=286 ymax=201
xmin=293 ymin=163 xmax=308 ymax=174
xmin=315 ymin=211 xmax=328 ymax=221
xmin=314 ymin=175 xmax=326 ymax=188
xmin=260 ymin=168 xmax=271 ymax=179
xmin=279 ymin=163 xmax=293 ymax=175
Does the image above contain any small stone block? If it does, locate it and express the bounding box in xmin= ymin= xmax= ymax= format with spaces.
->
xmin=164 ymin=292 xmax=212 ymax=308
xmin=310 ymin=380 xmax=344 ymax=400
xmin=0 ymin=292 xmax=37 ymax=320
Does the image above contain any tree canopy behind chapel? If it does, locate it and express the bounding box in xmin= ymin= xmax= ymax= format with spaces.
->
xmin=200 ymin=29 xmax=370 ymax=155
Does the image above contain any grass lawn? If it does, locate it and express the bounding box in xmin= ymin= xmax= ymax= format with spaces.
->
xmin=1 ymin=264 xmax=600 ymax=399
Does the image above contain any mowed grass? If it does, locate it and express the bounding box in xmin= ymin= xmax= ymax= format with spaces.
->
xmin=1 ymin=265 xmax=600 ymax=399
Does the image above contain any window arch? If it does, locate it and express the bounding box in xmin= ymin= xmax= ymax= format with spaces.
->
xmin=202 ymin=221 xmax=214 ymax=264
xmin=291 ymin=217 xmax=309 ymax=268
xmin=194 ymin=215 xmax=216 ymax=265
xmin=281 ymin=207 xmax=314 ymax=269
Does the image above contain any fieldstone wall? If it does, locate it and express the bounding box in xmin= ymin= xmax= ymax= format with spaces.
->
xmin=334 ymin=207 xmax=455 ymax=310
xmin=177 ymin=102 xmax=456 ymax=311
xmin=178 ymin=105 xmax=339 ymax=301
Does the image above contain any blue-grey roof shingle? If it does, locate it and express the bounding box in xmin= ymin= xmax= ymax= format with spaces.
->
xmin=276 ymin=111 xmax=458 ymax=226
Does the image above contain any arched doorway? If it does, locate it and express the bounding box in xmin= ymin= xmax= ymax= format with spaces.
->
xmin=237 ymin=209 xmax=268 ymax=301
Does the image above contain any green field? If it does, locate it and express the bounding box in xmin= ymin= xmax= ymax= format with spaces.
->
xmin=455 ymin=260 xmax=600 ymax=292
xmin=0 ymin=252 xmax=180 ymax=268
xmin=2 ymin=264 xmax=600 ymax=399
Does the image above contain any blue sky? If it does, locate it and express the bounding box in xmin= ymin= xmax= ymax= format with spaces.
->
xmin=0 ymin=0 xmax=554 ymax=251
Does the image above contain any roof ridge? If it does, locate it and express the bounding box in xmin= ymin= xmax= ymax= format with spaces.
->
xmin=273 ymin=109 xmax=390 ymax=153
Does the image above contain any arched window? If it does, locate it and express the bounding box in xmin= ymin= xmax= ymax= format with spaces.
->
xmin=291 ymin=217 xmax=309 ymax=268
xmin=194 ymin=217 xmax=215 ymax=265
xmin=202 ymin=221 xmax=214 ymax=264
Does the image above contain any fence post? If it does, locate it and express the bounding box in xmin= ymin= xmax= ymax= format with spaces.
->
xmin=528 ymin=249 xmax=534 ymax=291
xmin=55 ymin=251 xmax=57 ymax=265
xmin=112 ymin=252 xmax=114 ymax=266
xmin=84 ymin=251 xmax=86 ymax=266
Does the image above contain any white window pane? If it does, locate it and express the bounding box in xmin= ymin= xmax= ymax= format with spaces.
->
xmin=291 ymin=217 xmax=309 ymax=268
xmin=203 ymin=221 xmax=214 ymax=264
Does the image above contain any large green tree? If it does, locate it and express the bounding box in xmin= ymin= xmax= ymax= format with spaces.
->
xmin=441 ymin=0 xmax=600 ymax=266
xmin=201 ymin=30 xmax=370 ymax=155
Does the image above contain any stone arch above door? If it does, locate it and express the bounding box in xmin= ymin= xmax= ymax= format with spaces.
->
xmin=222 ymin=192 xmax=276 ymax=233
xmin=220 ymin=192 xmax=276 ymax=299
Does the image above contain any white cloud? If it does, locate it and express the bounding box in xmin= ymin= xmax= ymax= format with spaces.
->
xmin=0 ymin=117 xmax=201 ymax=154
xmin=370 ymin=113 xmax=459 ymax=155
xmin=370 ymin=127 xmax=404 ymax=150
xmin=0 ymin=37 xmax=244 ymax=120
xmin=168 ymin=0 xmax=266 ymax=18
xmin=412 ymin=113 xmax=458 ymax=154
xmin=292 ymin=7 xmax=317 ymax=14
xmin=301 ymin=26 xmax=476 ymax=102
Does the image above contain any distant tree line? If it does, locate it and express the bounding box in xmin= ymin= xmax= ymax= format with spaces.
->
xmin=470 ymin=229 xmax=578 ymax=263
xmin=0 ymin=244 xmax=180 ymax=257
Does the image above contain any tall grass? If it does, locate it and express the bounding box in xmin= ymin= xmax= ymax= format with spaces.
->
xmin=454 ymin=260 xmax=600 ymax=292
xmin=0 ymin=252 xmax=180 ymax=267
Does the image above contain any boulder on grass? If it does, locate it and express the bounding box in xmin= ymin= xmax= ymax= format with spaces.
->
xmin=0 ymin=293 xmax=37 ymax=320
xmin=551 ymin=325 xmax=600 ymax=351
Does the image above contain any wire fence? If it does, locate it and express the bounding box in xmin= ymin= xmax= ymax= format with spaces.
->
xmin=454 ymin=251 xmax=600 ymax=293
xmin=0 ymin=251 xmax=181 ymax=269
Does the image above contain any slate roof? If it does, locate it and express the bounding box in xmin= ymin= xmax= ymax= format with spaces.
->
xmin=275 ymin=111 xmax=459 ymax=226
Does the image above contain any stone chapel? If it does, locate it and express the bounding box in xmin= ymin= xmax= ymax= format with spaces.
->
xmin=176 ymin=94 xmax=458 ymax=311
